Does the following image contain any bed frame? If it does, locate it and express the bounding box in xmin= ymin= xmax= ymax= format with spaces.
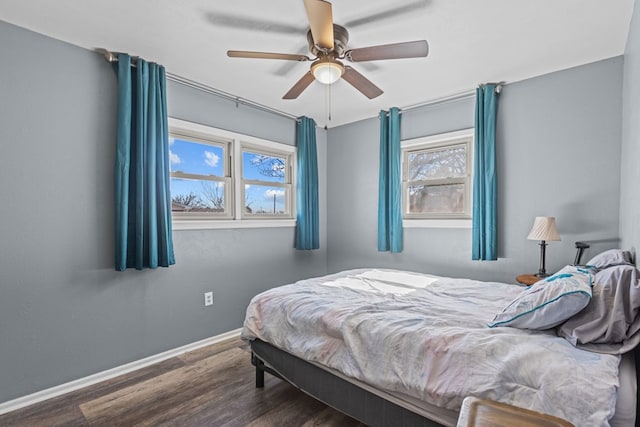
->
xmin=251 ymin=339 xmax=449 ymax=426
xmin=251 ymin=338 xmax=640 ymax=427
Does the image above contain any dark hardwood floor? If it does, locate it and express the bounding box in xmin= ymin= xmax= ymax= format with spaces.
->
xmin=0 ymin=337 xmax=366 ymax=426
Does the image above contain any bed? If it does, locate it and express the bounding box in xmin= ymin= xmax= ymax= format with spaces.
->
xmin=241 ymin=249 xmax=640 ymax=426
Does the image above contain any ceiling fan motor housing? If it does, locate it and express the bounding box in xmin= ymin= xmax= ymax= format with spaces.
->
xmin=307 ymin=24 xmax=349 ymax=57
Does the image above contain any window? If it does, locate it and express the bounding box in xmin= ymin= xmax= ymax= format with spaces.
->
xmin=168 ymin=118 xmax=296 ymax=229
xmin=402 ymin=129 xmax=473 ymax=223
xmin=240 ymin=144 xmax=293 ymax=218
xmin=169 ymin=131 xmax=232 ymax=219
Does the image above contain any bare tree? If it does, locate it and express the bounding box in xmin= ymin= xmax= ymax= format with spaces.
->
xmin=408 ymin=147 xmax=466 ymax=213
xmin=409 ymin=147 xmax=465 ymax=181
xmin=250 ymin=154 xmax=285 ymax=178
xmin=172 ymin=192 xmax=203 ymax=209
xmin=200 ymin=182 xmax=225 ymax=210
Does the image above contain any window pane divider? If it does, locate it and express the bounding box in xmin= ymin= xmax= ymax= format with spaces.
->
xmin=242 ymin=180 xmax=290 ymax=188
xmin=408 ymin=177 xmax=467 ymax=185
xmin=171 ymin=172 xmax=229 ymax=182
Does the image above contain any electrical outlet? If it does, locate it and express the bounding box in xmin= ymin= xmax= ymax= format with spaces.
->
xmin=204 ymin=291 xmax=213 ymax=306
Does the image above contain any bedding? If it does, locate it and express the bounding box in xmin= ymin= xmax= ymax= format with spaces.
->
xmin=557 ymin=263 xmax=640 ymax=354
xmin=586 ymin=248 xmax=634 ymax=270
xmin=489 ymin=265 xmax=593 ymax=330
xmin=242 ymin=268 xmax=621 ymax=426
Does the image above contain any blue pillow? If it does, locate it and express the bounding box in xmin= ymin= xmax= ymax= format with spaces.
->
xmin=489 ymin=266 xmax=593 ymax=330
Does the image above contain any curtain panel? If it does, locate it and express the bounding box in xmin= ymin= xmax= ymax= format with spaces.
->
xmin=472 ymin=84 xmax=500 ymax=261
xmin=113 ymin=53 xmax=175 ymax=271
xmin=378 ymin=107 xmax=403 ymax=253
xmin=295 ymin=116 xmax=320 ymax=250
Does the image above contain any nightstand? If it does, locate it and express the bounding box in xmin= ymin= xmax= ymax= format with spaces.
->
xmin=516 ymin=274 xmax=541 ymax=286
xmin=456 ymin=397 xmax=574 ymax=427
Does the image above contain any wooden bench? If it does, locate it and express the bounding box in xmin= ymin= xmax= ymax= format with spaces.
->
xmin=457 ymin=397 xmax=574 ymax=427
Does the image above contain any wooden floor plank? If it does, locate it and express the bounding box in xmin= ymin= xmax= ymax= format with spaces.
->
xmin=178 ymin=336 xmax=248 ymax=364
xmin=79 ymin=347 xmax=247 ymax=424
xmin=0 ymin=337 xmax=365 ymax=426
xmin=0 ymin=357 xmax=186 ymax=427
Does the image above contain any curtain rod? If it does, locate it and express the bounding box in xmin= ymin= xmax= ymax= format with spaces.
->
xmin=392 ymin=82 xmax=505 ymax=115
xmin=98 ymin=49 xmax=299 ymax=122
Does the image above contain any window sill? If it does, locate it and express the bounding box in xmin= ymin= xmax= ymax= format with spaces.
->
xmin=403 ymin=219 xmax=472 ymax=229
xmin=173 ymin=219 xmax=296 ymax=231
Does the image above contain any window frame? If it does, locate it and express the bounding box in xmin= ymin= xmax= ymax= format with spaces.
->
xmin=169 ymin=128 xmax=233 ymax=220
xmin=401 ymin=128 xmax=474 ymax=228
xmin=168 ymin=117 xmax=296 ymax=230
xmin=237 ymin=141 xmax=295 ymax=220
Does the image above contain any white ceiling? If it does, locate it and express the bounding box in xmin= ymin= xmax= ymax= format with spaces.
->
xmin=0 ymin=0 xmax=634 ymax=128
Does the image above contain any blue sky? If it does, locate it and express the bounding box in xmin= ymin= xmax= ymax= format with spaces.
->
xmin=169 ymin=138 xmax=286 ymax=213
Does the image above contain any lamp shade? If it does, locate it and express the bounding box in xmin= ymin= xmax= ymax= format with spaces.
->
xmin=527 ymin=217 xmax=560 ymax=241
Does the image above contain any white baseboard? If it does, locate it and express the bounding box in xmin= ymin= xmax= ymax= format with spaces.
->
xmin=0 ymin=328 xmax=243 ymax=415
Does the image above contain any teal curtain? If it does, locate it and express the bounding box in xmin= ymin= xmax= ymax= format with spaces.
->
xmin=378 ymin=107 xmax=403 ymax=253
xmin=472 ymin=84 xmax=500 ymax=260
xmin=295 ymin=116 xmax=320 ymax=250
xmin=114 ymin=53 xmax=175 ymax=271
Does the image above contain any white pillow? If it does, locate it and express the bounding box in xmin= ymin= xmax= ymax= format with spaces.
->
xmin=586 ymin=249 xmax=633 ymax=270
xmin=489 ymin=265 xmax=593 ymax=330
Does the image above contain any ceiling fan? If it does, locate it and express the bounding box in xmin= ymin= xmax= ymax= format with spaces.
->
xmin=227 ymin=0 xmax=429 ymax=100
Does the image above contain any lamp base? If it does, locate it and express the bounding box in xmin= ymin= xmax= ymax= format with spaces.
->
xmin=537 ymin=240 xmax=548 ymax=278
xmin=535 ymin=272 xmax=550 ymax=278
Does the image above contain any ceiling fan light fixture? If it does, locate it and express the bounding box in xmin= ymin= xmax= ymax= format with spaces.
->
xmin=311 ymin=58 xmax=344 ymax=84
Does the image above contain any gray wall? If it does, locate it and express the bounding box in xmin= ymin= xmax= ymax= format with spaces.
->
xmin=620 ymin=1 xmax=640 ymax=255
xmin=327 ymin=57 xmax=624 ymax=283
xmin=0 ymin=20 xmax=327 ymax=403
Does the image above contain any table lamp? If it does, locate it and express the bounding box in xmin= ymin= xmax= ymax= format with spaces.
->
xmin=527 ymin=216 xmax=560 ymax=277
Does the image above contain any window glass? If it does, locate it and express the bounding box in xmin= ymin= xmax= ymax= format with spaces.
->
xmin=169 ymin=134 xmax=230 ymax=217
xmin=170 ymin=179 xmax=226 ymax=212
xmin=402 ymin=131 xmax=473 ymax=220
xmin=408 ymin=183 xmax=465 ymax=214
xmin=244 ymin=185 xmax=288 ymax=215
xmin=241 ymin=147 xmax=292 ymax=218
xmin=170 ymin=138 xmax=224 ymax=177
xmin=242 ymin=151 xmax=286 ymax=183
xmin=407 ymin=145 xmax=466 ymax=180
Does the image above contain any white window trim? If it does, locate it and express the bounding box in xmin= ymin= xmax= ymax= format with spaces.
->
xmin=168 ymin=117 xmax=296 ymax=230
xmin=401 ymin=128 xmax=474 ymax=229
xmin=236 ymin=141 xmax=295 ymax=221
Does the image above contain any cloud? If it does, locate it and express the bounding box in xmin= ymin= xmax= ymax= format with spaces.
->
xmin=204 ymin=151 xmax=219 ymax=168
xmin=264 ymin=189 xmax=285 ymax=200
xmin=169 ymin=150 xmax=181 ymax=165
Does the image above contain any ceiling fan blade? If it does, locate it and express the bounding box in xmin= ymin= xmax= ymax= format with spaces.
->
xmin=205 ymin=12 xmax=306 ymax=35
xmin=273 ymin=46 xmax=313 ymax=76
xmin=304 ymin=0 xmax=334 ymax=50
xmin=283 ymin=72 xmax=316 ymax=99
xmin=343 ymin=0 xmax=429 ymax=28
xmin=346 ymin=40 xmax=429 ymax=62
xmin=228 ymin=50 xmax=310 ymax=61
xmin=342 ymin=66 xmax=383 ymax=99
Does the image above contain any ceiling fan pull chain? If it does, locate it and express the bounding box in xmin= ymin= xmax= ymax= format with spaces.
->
xmin=325 ymin=83 xmax=332 ymax=124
